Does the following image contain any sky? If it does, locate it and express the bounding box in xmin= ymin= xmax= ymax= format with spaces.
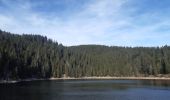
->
xmin=0 ymin=0 xmax=170 ymax=47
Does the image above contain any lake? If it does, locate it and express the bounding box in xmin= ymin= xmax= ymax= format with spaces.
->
xmin=0 ymin=79 xmax=170 ymax=100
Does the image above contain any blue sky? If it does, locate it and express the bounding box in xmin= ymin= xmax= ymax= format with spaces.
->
xmin=0 ymin=0 xmax=170 ymax=46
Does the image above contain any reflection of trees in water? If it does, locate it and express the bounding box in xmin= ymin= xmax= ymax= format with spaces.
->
xmin=1 ymin=80 xmax=170 ymax=100
xmin=0 ymin=80 xmax=66 ymax=100
xmin=138 ymin=80 xmax=170 ymax=87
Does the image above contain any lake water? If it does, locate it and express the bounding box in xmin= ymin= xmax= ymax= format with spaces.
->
xmin=0 ymin=79 xmax=170 ymax=100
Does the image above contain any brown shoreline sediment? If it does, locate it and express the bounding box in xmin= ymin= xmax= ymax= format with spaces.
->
xmin=49 ymin=76 xmax=170 ymax=80
xmin=1 ymin=77 xmax=170 ymax=84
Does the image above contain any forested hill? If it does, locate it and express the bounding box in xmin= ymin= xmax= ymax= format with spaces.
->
xmin=0 ymin=30 xmax=170 ymax=80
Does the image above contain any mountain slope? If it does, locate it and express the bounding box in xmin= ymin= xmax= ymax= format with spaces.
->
xmin=0 ymin=30 xmax=170 ymax=80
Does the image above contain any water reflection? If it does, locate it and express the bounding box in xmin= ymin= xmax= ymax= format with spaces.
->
xmin=0 ymin=79 xmax=170 ymax=100
xmin=139 ymin=80 xmax=170 ymax=87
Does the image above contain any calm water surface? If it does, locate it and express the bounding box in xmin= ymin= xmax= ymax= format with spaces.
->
xmin=0 ymin=79 xmax=170 ymax=100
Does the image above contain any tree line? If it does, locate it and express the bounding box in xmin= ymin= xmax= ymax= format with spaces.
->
xmin=0 ymin=30 xmax=170 ymax=80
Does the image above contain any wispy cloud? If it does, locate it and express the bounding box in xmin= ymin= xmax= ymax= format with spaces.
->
xmin=0 ymin=0 xmax=170 ymax=46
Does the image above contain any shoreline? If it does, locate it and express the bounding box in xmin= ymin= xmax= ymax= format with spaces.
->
xmin=50 ymin=76 xmax=170 ymax=80
xmin=1 ymin=76 xmax=170 ymax=84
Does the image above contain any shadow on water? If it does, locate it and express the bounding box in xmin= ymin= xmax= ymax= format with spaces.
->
xmin=0 ymin=80 xmax=65 ymax=100
xmin=0 ymin=79 xmax=170 ymax=100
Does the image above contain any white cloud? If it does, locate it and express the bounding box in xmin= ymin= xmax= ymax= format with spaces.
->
xmin=0 ymin=0 xmax=170 ymax=46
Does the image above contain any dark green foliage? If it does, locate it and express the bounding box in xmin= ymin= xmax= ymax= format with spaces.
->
xmin=0 ymin=30 xmax=170 ymax=80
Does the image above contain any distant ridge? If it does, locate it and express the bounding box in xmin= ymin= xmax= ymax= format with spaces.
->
xmin=0 ymin=29 xmax=170 ymax=80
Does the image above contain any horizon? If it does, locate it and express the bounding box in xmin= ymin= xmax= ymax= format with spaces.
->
xmin=0 ymin=0 xmax=170 ymax=47
xmin=1 ymin=29 xmax=169 ymax=48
